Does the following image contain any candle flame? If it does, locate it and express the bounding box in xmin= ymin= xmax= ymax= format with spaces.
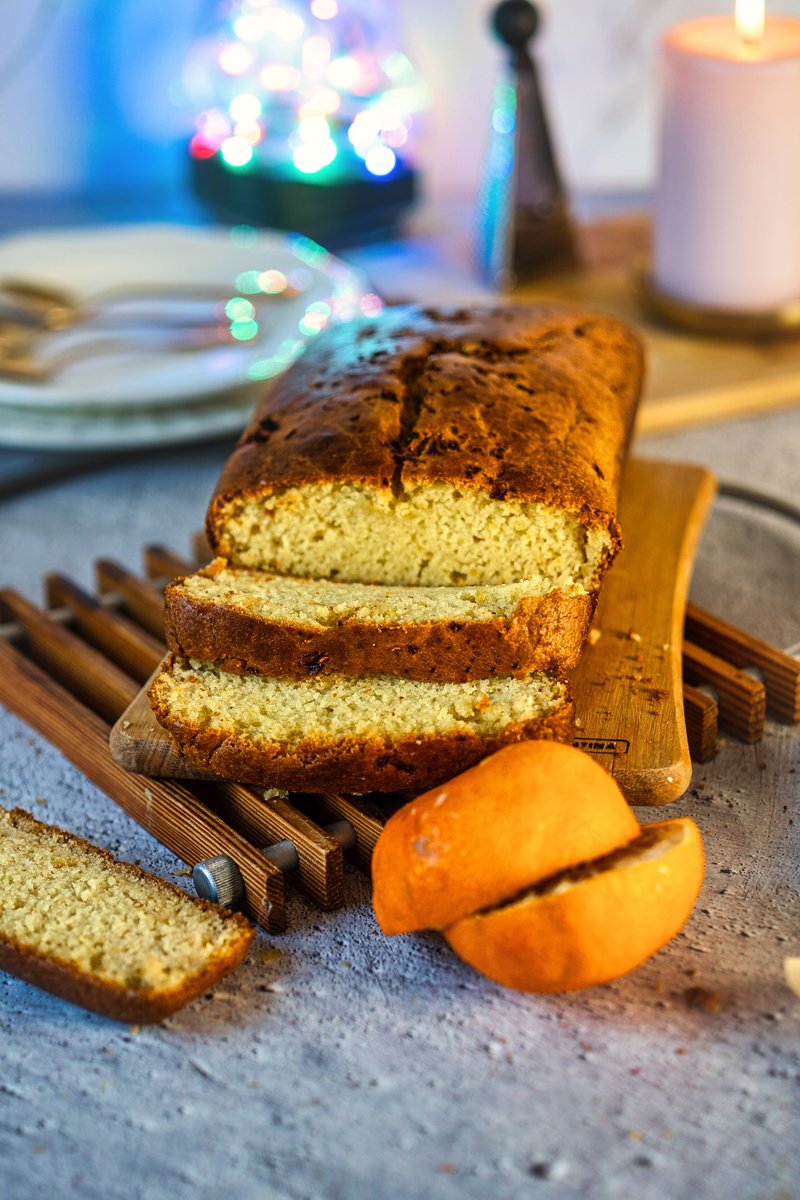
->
xmin=735 ymin=0 xmax=765 ymax=44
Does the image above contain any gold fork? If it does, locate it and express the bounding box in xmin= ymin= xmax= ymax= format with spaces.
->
xmin=0 ymin=278 xmax=301 ymax=331
xmin=0 ymin=320 xmax=240 ymax=382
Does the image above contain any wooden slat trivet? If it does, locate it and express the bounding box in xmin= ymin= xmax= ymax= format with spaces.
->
xmin=1 ymin=531 xmax=796 ymax=931
xmin=681 ymin=683 xmax=719 ymax=764
xmin=683 ymin=640 xmax=766 ymax=744
xmin=0 ymin=557 xmax=385 ymax=931
xmin=686 ymin=603 xmax=800 ymax=723
xmin=303 ymin=792 xmax=388 ymax=874
xmin=192 ymin=781 xmax=346 ymax=912
xmin=46 ymin=573 xmax=164 ymax=681
xmin=95 ymin=559 xmax=165 ymax=638
xmin=143 ymin=545 xmax=196 ymax=582
xmin=193 ymin=530 xmax=213 ymax=564
xmin=0 ymin=637 xmax=286 ymax=931
xmin=0 ymin=588 xmax=139 ymax=723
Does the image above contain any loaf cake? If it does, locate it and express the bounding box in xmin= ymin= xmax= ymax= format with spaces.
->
xmin=163 ymin=558 xmax=595 ymax=681
xmin=150 ymin=302 xmax=642 ymax=793
xmin=206 ymin=304 xmax=643 ymax=588
xmin=0 ymin=805 xmax=253 ymax=1022
xmin=149 ymin=657 xmax=573 ymax=793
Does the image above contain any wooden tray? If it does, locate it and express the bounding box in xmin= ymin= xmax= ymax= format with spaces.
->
xmin=111 ymin=458 xmax=716 ymax=806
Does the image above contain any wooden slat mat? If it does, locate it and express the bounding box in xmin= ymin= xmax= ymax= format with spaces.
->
xmin=0 ymin=524 xmax=796 ymax=931
xmin=0 ymin=561 xmax=387 ymax=933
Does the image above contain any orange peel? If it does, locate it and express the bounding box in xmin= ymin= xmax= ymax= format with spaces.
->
xmin=444 ymin=816 xmax=704 ymax=992
xmin=371 ymin=742 xmax=706 ymax=992
xmin=372 ymin=741 xmax=640 ymax=935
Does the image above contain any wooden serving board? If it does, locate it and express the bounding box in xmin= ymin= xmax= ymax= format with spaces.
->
xmin=571 ymin=458 xmax=715 ymax=803
xmin=110 ymin=458 xmax=716 ymax=807
xmin=519 ymin=215 xmax=800 ymax=435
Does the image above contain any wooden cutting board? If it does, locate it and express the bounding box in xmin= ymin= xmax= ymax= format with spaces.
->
xmin=571 ymin=458 xmax=715 ymax=802
xmin=110 ymin=458 xmax=716 ymax=806
xmin=519 ymin=215 xmax=800 ymax=435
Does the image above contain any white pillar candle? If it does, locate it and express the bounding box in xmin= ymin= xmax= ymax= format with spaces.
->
xmin=653 ymin=10 xmax=800 ymax=311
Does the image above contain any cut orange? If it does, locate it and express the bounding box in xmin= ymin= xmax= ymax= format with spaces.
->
xmin=443 ymin=817 xmax=704 ymax=992
xmin=372 ymin=741 xmax=640 ymax=935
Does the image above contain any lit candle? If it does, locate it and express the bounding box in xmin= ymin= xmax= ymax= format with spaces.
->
xmin=653 ymin=2 xmax=800 ymax=311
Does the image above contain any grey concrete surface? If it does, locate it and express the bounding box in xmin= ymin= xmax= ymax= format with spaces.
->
xmin=1 ymin=323 xmax=799 ymax=1199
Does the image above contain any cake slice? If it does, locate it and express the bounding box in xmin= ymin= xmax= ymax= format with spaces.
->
xmin=163 ymin=558 xmax=595 ymax=681
xmin=149 ymin=656 xmax=573 ymax=793
xmin=0 ymin=806 xmax=253 ymax=1022
xmin=206 ymin=304 xmax=643 ymax=588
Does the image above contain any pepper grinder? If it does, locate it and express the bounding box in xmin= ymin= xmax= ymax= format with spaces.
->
xmin=477 ymin=0 xmax=577 ymax=289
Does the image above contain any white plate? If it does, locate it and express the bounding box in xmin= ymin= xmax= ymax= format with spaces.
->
xmin=0 ymin=388 xmax=259 ymax=452
xmin=0 ymin=224 xmax=373 ymax=418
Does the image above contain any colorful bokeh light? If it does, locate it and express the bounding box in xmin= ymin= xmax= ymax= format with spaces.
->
xmin=257 ymin=269 xmax=288 ymax=293
xmin=359 ymin=292 xmax=383 ymax=316
xmin=327 ymin=54 xmax=361 ymax=90
xmin=293 ymin=139 xmax=337 ymax=173
xmin=365 ymin=145 xmax=396 ymax=176
xmin=260 ymin=63 xmax=302 ymax=91
xmin=225 ymin=296 xmax=256 ymax=321
xmin=189 ymin=1 xmax=424 ymax=181
xmin=220 ymin=135 xmax=254 ymax=167
xmin=229 ymin=93 xmax=262 ymax=123
xmin=230 ymin=317 xmax=260 ymax=341
xmin=219 ymin=42 xmax=254 ymax=76
xmin=311 ymin=0 xmax=339 ymax=19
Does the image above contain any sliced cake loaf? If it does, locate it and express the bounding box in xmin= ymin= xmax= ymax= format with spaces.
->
xmin=149 ymin=303 xmax=642 ymax=793
xmin=206 ymin=304 xmax=643 ymax=590
xmin=163 ymin=558 xmax=595 ymax=681
xmin=0 ymin=806 xmax=253 ymax=1022
xmin=149 ymin=657 xmax=573 ymax=793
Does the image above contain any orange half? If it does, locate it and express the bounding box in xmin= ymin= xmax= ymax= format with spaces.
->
xmin=372 ymin=742 xmax=640 ymax=935
xmin=443 ymin=817 xmax=705 ymax=993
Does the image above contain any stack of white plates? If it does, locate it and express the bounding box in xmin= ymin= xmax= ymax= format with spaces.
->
xmin=0 ymin=224 xmax=375 ymax=451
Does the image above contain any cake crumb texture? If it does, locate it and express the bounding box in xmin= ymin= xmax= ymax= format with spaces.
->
xmin=149 ymin=657 xmax=573 ymax=793
xmin=0 ymin=806 xmax=253 ymax=1022
xmin=163 ymin=559 xmax=595 ymax=680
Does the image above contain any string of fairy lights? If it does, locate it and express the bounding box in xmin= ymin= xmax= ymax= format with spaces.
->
xmin=187 ymin=0 xmax=425 ymax=183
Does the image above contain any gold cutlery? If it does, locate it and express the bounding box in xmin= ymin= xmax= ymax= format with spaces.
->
xmin=0 ymin=277 xmax=301 ymax=332
xmin=0 ymin=319 xmax=241 ymax=382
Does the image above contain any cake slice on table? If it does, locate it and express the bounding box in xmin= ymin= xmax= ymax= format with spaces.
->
xmin=0 ymin=806 xmax=253 ymax=1022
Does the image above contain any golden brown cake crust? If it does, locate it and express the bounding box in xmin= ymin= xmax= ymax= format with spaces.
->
xmin=206 ymin=303 xmax=644 ymax=551
xmin=0 ymin=807 xmax=253 ymax=1023
xmin=148 ymin=686 xmax=575 ymax=794
xmin=164 ymin=571 xmax=596 ymax=681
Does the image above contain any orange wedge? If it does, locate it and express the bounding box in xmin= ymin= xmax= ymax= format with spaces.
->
xmin=372 ymin=741 xmax=640 ymax=934
xmin=444 ymin=817 xmax=704 ymax=992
